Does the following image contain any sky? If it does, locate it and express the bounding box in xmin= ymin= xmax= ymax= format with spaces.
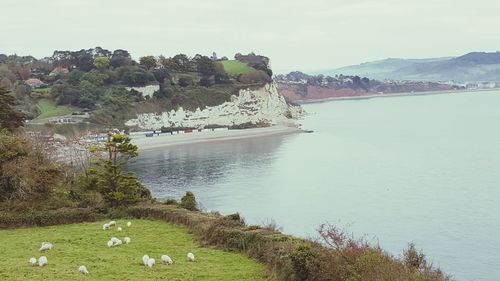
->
xmin=1 ymin=0 xmax=499 ymax=73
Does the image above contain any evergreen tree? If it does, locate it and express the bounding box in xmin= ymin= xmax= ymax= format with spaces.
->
xmin=89 ymin=133 xmax=150 ymax=207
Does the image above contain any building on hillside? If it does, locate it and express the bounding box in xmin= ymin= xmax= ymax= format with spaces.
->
xmin=24 ymin=78 xmax=45 ymax=88
xmin=49 ymin=67 xmax=69 ymax=76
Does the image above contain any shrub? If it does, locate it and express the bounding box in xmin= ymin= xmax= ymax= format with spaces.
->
xmin=0 ymin=208 xmax=104 ymax=228
xmin=289 ymin=245 xmax=316 ymax=280
xmin=178 ymin=77 xmax=193 ymax=87
xmin=0 ymin=130 xmax=64 ymax=204
xmin=180 ymin=191 xmax=198 ymax=211
xmin=237 ymin=70 xmax=272 ymax=84
xmin=404 ymin=243 xmax=427 ymax=270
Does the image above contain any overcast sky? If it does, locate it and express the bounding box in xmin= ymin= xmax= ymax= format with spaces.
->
xmin=1 ymin=0 xmax=499 ymax=73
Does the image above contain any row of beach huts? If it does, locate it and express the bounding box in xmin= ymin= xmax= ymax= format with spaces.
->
xmin=78 ymin=127 xmax=231 ymax=143
xmin=129 ymin=127 xmax=230 ymax=138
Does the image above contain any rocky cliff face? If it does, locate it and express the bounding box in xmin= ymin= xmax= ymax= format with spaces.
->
xmin=125 ymin=83 xmax=304 ymax=130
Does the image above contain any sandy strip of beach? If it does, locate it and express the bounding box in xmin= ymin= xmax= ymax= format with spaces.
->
xmin=131 ymin=126 xmax=302 ymax=150
xmin=295 ymin=88 xmax=500 ymax=104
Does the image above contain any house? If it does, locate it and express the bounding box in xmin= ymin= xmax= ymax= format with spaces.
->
xmin=49 ymin=67 xmax=69 ymax=76
xmin=25 ymin=78 xmax=45 ymax=88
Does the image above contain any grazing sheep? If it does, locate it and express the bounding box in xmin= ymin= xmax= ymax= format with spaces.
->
xmin=142 ymin=255 xmax=150 ymax=266
xmin=38 ymin=256 xmax=48 ymax=267
xmin=109 ymin=221 xmax=116 ymax=226
xmin=110 ymin=237 xmax=122 ymax=246
xmin=103 ymin=223 xmax=110 ymax=230
xmin=107 ymin=240 xmax=113 ymax=248
xmin=79 ymin=265 xmax=89 ymax=275
xmin=117 ymin=227 xmax=122 ymax=232
xmin=127 ymin=221 xmax=132 ymax=227
xmin=161 ymin=255 xmax=173 ymax=265
xmin=187 ymin=252 xmax=195 ymax=262
xmin=147 ymin=258 xmax=156 ymax=268
xmin=29 ymin=257 xmax=37 ymax=266
xmin=39 ymin=242 xmax=53 ymax=252
xmin=124 ymin=237 xmax=131 ymax=244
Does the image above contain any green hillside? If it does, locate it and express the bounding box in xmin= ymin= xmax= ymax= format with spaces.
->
xmin=221 ymin=60 xmax=253 ymax=75
xmin=0 ymin=219 xmax=266 ymax=281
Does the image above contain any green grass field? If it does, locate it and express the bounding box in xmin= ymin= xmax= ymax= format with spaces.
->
xmin=36 ymin=99 xmax=78 ymax=119
xmin=221 ymin=60 xmax=254 ymax=75
xmin=0 ymin=220 xmax=267 ymax=281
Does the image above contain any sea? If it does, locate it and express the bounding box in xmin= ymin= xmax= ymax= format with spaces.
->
xmin=129 ymin=90 xmax=500 ymax=281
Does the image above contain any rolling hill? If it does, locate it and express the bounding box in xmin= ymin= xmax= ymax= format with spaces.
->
xmin=326 ymin=52 xmax=500 ymax=82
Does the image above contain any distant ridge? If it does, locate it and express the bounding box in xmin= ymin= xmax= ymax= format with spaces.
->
xmin=324 ymin=52 xmax=500 ymax=82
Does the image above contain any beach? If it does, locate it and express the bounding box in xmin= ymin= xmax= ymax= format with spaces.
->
xmin=294 ymin=88 xmax=500 ymax=104
xmin=131 ymin=126 xmax=303 ymax=150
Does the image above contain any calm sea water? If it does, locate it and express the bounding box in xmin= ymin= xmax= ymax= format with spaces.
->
xmin=130 ymin=91 xmax=500 ymax=281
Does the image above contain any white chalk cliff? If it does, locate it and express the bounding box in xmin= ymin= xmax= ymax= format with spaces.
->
xmin=125 ymin=83 xmax=304 ymax=129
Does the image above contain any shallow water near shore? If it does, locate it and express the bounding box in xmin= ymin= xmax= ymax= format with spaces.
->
xmin=129 ymin=90 xmax=500 ymax=281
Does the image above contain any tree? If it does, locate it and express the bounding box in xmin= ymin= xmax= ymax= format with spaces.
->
xmin=172 ymin=54 xmax=190 ymax=71
xmin=180 ymin=191 xmax=198 ymax=211
xmin=110 ymin=49 xmax=132 ymax=68
xmin=214 ymin=62 xmax=230 ymax=84
xmin=139 ymin=56 xmax=157 ymax=70
xmin=0 ymin=86 xmax=25 ymax=131
xmin=196 ymin=56 xmax=216 ymax=77
xmin=152 ymin=69 xmax=170 ymax=96
xmin=93 ymin=56 xmax=110 ymax=70
xmin=88 ymin=134 xmax=150 ymax=207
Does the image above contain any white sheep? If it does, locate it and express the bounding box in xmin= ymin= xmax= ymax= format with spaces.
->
xmin=142 ymin=255 xmax=150 ymax=266
xmin=187 ymin=252 xmax=195 ymax=262
xmin=107 ymin=240 xmax=113 ymax=248
xmin=103 ymin=223 xmax=110 ymax=230
xmin=110 ymin=237 xmax=122 ymax=246
xmin=161 ymin=255 xmax=173 ymax=265
xmin=38 ymin=256 xmax=48 ymax=267
xmin=29 ymin=257 xmax=37 ymax=266
xmin=127 ymin=221 xmax=132 ymax=227
xmin=147 ymin=258 xmax=156 ymax=268
xmin=39 ymin=242 xmax=53 ymax=252
xmin=109 ymin=221 xmax=116 ymax=226
xmin=124 ymin=237 xmax=131 ymax=244
xmin=79 ymin=265 xmax=89 ymax=275
xmin=117 ymin=227 xmax=122 ymax=232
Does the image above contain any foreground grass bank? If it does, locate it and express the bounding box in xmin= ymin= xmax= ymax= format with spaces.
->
xmin=0 ymin=219 xmax=267 ymax=281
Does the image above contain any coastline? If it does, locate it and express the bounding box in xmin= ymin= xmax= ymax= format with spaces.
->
xmin=131 ymin=125 xmax=303 ymax=150
xmin=294 ymin=88 xmax=500 ymax=104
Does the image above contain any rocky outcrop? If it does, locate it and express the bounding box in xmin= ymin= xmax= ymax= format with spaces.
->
xmin=126 ymin=85 xmax=159 ymax=98
xmin=125 ymin=83 xmax=304 ymax=130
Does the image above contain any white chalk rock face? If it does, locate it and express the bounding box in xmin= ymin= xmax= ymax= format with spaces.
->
xmin=126 ymin=83 xmax=304 ymax=129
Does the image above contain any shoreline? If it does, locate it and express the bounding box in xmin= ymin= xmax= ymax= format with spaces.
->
xmin=294 ymin=88 xmax=500 ymax=104
xmin=131 ymin=125 xmax=303 ymax=150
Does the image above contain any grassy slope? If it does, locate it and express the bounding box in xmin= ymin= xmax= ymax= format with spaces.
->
xmin=221 ymin=60 xmax=253 ymax=75
xmin=36 ymin=99 xmax=78 ymax=119
xmin=0 ymin=219 xmax=267 ymax=281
